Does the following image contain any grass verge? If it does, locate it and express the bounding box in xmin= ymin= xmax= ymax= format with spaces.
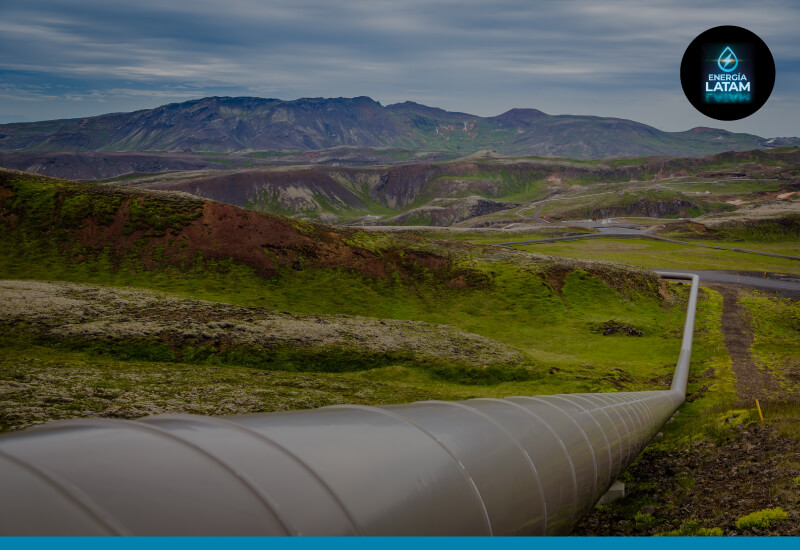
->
xmin=513 ymin=237 xmax=800 ymax=273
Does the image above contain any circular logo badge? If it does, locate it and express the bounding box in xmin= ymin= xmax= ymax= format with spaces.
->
xmin=680 ymin=26 xmax=775 ymax=121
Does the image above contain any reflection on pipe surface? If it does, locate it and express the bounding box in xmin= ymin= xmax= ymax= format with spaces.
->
xmin=0 ymin=273 xmax=699 ymax=535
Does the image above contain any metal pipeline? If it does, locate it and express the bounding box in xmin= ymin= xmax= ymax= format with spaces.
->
xmin=0 ymin=272 xmax=699 ymax=536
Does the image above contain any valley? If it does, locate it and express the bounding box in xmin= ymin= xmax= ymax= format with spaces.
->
xmin=6 ymin=146 xmax=795 ymax=229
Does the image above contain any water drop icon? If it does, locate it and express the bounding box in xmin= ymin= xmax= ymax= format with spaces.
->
xmin=718 ymin=46 xmax=738 ymax=72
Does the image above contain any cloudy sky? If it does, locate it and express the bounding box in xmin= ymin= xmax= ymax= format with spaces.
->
xmin=1 ymin=0 xmax=798 ymax=137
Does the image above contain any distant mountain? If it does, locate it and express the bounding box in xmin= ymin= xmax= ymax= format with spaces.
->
xmin=0 ymin=96 xmax=796 ymax=159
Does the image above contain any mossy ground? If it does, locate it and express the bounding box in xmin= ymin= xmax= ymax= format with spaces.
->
xmin=0 ymin=270 xmax=693 ymax=431
xmin=0 ymin=345 xmax=444 ymax=429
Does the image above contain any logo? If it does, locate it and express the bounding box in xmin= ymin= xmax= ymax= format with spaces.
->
xmin=680 ymin=26 xmax=775 ymax=121
xmin=703 ymin=43 xmax=752 ymax=104
xmin=717 ymin=46 xmax=738 ymax=72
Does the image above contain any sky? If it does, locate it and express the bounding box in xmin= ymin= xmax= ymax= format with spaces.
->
xmin=1 ymin=0 xmax=798 ymax=137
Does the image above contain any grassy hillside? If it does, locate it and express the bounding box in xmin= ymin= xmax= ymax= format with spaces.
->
xmin=537 ymin=187 xmax=735 ymax=221
xmin=658 ymin=215 xmax=800 ymax=245
xmin=0 ymin=168 xmax=715 ymax=429
xmin=5 ymin=168 xmax=797 ymax=535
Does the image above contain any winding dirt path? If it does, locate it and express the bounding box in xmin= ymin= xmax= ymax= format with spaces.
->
xmin=707 ymin=283 xmax=784 ymax=403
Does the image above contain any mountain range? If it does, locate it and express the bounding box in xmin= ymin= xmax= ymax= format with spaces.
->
xmin=1 ymin=96 xmax=797 ymax=160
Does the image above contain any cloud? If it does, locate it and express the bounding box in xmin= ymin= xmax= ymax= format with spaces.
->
xmin=0 ymin=0 xmax=797 ymax=136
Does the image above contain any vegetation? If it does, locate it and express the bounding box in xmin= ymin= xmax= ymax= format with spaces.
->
xmin=0 ymin=345 xmax=444 ymax=430
xmin=740 ymin=293 xmax=800 ymax=396
xmin=575 ymin=285 xmax=800 ymax=536
xmin=735 ymin=508 xmax=789 ymax=531
xmin=2 ymin=166 xmax=799 ymax=534
xmin=0 ymin=169 xmax=701 ymax=432
xmin=513 ymin=237 xmax=800 ymax=273
xmin=60 ymin=144 xmax=798 ymax=228
xmin=658 ymin=178 xmax=785 ymax=197
xmin=656 ymin=520 xmax=723 ymax=536
xmin=0 ymin=260 xmax=692 ymax=400
xmin=659 ymin=215 xmax=800 ymax=250
xmin=386 ymin=227 xmax=594 ymax=244
xmin=537 ymin=187 xmax=734 ymax=221
xmin=0 ymin=268 xmax=698 ymax=433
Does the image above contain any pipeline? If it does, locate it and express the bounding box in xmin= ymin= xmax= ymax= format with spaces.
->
xmin=0 ymin=272 xmax=699 ymax=536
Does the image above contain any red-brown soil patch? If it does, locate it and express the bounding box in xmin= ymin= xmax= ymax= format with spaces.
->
xmin=0 ymin=170 xmax=480 ymax=286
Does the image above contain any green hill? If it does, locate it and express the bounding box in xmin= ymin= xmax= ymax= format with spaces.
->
xmin=1 ymin=168 xmax=721 ymax=432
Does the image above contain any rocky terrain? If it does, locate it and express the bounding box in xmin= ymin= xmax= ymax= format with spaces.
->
xmin=3 ymin=138 xmax=799 ymax=228
xmin=575 ymin=422 xmax=800 ymax=536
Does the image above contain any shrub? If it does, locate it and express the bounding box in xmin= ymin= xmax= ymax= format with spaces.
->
xmin=735 ymin=507 xmax=788 ymax=531
xmin=656 ymin=519 xmax=722 ymax=536
xmin=634 ymin=511 xmax=658 ymax=529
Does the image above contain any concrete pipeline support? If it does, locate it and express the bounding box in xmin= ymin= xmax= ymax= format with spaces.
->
xmin=0 ymin=272 xmax=699 ymax=536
